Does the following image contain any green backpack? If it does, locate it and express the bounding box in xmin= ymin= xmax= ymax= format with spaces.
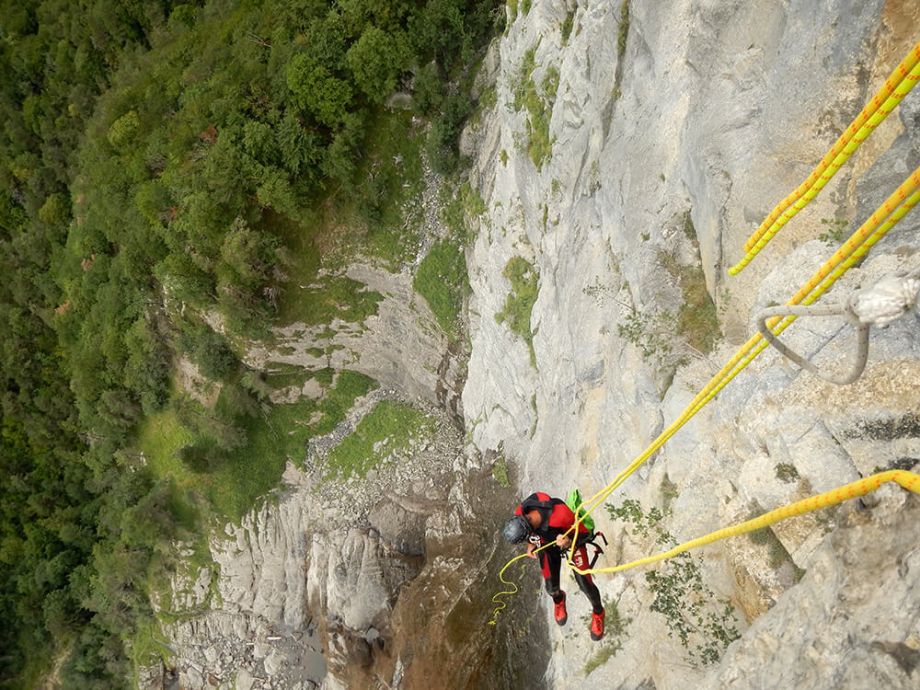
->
xmin=565 ymin=488 xmax=595 ymax=533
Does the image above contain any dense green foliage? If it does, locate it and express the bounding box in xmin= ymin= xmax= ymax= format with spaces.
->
xmin=0 ymin=0 xmax=500 ymax=685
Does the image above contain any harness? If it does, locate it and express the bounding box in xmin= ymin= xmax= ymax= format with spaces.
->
xmin=582 ymin=531 xmax=608 ymax=569
xmin=521 ymin=495 xmax=608 ymax=567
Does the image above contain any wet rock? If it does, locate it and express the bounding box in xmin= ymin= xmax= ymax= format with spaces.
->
xmin=368 ymin=501 xmax=427 ymax=556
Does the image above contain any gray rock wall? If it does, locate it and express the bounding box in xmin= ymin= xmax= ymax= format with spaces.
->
xmin=463 ymin=1 xmax=920 ymax=687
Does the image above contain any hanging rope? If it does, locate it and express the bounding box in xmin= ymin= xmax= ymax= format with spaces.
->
xmin=488 ymin=167 xmax=919 ymax=623
xmin=568 ymin=165 xmax=920 ymax=552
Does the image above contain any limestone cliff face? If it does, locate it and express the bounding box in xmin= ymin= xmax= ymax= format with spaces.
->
xmin=463 ymin=0 xmax=919 ymax=687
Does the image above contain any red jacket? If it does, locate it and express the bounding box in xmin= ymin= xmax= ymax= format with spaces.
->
xmin=514 ymin=492 xmax=590 ymax=544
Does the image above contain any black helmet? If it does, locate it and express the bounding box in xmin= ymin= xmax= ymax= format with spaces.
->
xmin=502 ymin=515 xmax=531 ymax=544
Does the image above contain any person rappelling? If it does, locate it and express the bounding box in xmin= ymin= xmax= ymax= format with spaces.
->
xmin=501 ymin=491 xmax=606 ymax=640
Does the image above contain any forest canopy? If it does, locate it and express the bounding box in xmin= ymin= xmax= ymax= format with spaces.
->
xmin=0 ymin=0 xmax=501 ymax=686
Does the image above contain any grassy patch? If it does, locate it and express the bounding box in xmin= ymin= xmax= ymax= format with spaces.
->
xmin=818 ymin=217 xmax=848 ymax=244
xmin=138 ymin=409 xmax=197 ymax=486
xmin=276 ymin=274 xmax=383 ymax=328
xmin=675 ymin=264 xmax=719 ymax=354
xmin=774 ymin=462 xmax=799 ymax=483
xmin=414 ymin=178 xmax=483 ymax=341
xmin=129 ymin=617 xmax=173 ymax=672
xmin=440 ymin=179 xmax=487 ymax=244
xmin=661 ymin=474 xmax=679 ymax=510
xmin=264 ymin=362 xmax=313 ymax=390
xmin=492 ymin=455 xmax=511 ymax=487
xmin=495 ymin=256 xmax=539 ymax=367
xmin=561 ymin=8 xmax=576 ymax=44
xmin=414 ymin=238 xmax=469 ymax=342
xmin=325 ymin=401 xmax=434 ymax=479
xmin=659 ymin=248 xmax=720 ymax=355
xmin=469 ymin=84 xmax=497 ymax=128
xmin=138 ymin=371 xmax=377 ymax=520
xmin=617 ymin=0 xmax=630 ymax=58
xmin=512 ymin=46 xmax=557 ymax=170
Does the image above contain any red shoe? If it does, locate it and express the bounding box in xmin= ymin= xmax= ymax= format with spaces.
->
xmin=590 ymin=609 xmax=605 ymax=641
xmin=553 ymin=594 xmax=568 ymax=626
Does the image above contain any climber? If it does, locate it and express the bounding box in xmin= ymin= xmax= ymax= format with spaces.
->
xmin=501 ymin=492 xmax=605 ymax=640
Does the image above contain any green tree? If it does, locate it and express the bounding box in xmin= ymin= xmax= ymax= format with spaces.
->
xmin=286 ymin=54 xmax=353 ymax=127
xmin=123 ymin=317 xmax=170 ymax=413
xmin=178 ymin=321 xmax=238 ymax=382
xmin=345 ymin=26 xmax=411 ymax=103
xmin=106 ymin=110 xmax=140 ymax=149
xmin=215 ymin=217 xmax=279 ymax=327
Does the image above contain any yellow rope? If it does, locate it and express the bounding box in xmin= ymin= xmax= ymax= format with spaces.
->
xmin=573 ymin=470 xmax=920 ymax=576
xmin=488 ymin=543 xmax=549 ymax=625
xmin=728 ymin=42 xmax=920 ymax=275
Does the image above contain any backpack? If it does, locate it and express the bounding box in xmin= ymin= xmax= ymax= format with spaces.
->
xmin=565 ymin=488 xmax=608 ymax=568
xmin=565 ymin=488 xmax=595 ymax=533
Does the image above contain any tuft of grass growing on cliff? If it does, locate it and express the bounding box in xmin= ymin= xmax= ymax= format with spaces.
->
xmin=325 ymin=401 xmax=434 ymax=479
xmin=561 ymin=8 xmax=576 ymax=44
xmin=507 ymin=0 xmax=518 ymax=26
xmin=617 ymin=307 xmax=683 ymax=368
xmin=617 ymin=1 xmax=630 ymax=58
xmin=496 ymin=256 xmax=539 ymax=367
xmin=492 ymin=455 xmax=511 ymax=487
xmin=658 ymin=241 xmax=721 ymax=356
xmin=774 ymin=462 xmax=799 ymax=483
xmin=440 ymin=180 xmax=487 ymax=244
xmin=675 ymin=264 xmax=719 ymax=354
xmin=512 ymin=46 xmax=558 ymax=170
xmin=607 ymin=499 xmax=740 ymax=666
